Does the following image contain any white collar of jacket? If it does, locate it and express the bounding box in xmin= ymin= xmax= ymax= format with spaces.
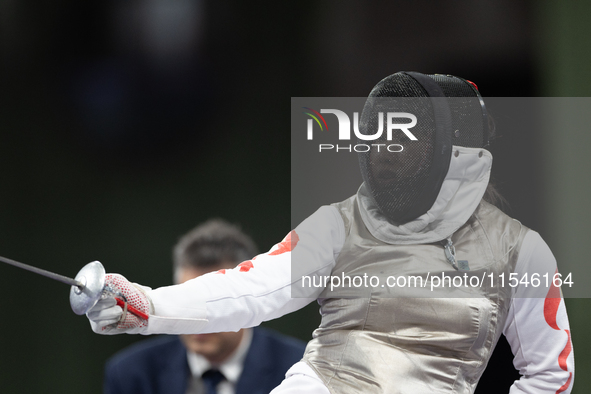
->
xmin=357 ymin=146 xmax=492 ymax=245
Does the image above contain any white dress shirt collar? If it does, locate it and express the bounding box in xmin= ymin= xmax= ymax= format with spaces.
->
xmin=186 ymin=328 xmax=253 ymax=386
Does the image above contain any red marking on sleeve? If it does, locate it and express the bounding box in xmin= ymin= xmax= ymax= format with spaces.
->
xmin=237 ymin=260 xmax=254 ymax=272
xmin=215 ymin=269 xmax=226 ymax=274
xmin=544 ymin=297 xmax=561 ymax=330
xmin=268 ymin=230 xmax=299 ymax=256
xmin=466 ymin=80 xmax=478 ymax=91
xmin=542 ymin=269 xmax=573 ymax=393
xmin=543 ymin=269 xmax=562 ymax=330
xmin=556 ymin=372 xmax=572 ymax=394
xmin=558 ymin=330 xmax=572 ymax=372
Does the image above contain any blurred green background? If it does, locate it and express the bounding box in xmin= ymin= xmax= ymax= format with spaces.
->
xmin=0 ymin=1 xmax=588 ymax=393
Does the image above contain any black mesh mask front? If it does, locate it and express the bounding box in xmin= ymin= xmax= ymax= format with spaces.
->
xmin=358 ymin=72 xmax=488 ymax=225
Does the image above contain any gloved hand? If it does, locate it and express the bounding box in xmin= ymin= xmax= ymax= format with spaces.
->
xmin=86 ymin=273 xmax=154 ymax=335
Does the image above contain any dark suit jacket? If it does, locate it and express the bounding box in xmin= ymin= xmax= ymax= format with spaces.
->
xmin=104 ymin=327 xmax=306 ymax=394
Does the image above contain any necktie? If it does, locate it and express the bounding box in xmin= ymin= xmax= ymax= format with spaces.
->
xmin=202 ymin=369 xmax=225 ymax=394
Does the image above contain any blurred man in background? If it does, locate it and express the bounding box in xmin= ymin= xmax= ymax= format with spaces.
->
xmin=103 ymin=219 xmax=306 ymax=394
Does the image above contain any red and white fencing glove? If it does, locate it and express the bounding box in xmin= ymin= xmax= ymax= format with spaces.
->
xmin=86 ymin=274 xmax=153 ymax=335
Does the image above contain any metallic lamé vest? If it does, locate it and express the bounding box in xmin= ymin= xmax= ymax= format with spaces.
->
xmin=303 ymin=196 xmax=527 ymax=394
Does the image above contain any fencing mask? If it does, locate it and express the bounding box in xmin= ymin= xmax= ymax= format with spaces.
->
xmin=358 ymin=71 xmax=489 ymax=225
